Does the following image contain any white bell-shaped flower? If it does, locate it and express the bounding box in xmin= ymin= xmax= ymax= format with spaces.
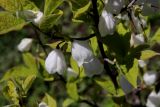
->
xmin=99 ymin=9 xmax=116 ymax=37
xmin=105 ymin=0 xmax=125 ymax=14
xmin=83 ymin=57 xmax=104 ymax=77
xmin=130 ymin=33 xmax=145 ymax=46
xmin=146 ymin=90 xmax=160 ymax=107
xmin=17 ymin=38 xmax=33 ymax=52
xmin=39 ymin=102 xmax=48 ymax=107
xmin=45 ymin=49 xmax=67 ymax=75
xmin=71 ymin=40 xmax=94 ymax=66
xmin=143 ymin=71 xmax=157 ymax=86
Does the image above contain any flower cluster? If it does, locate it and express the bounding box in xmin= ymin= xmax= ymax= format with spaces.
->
xmin=45 ymin=40 xmax=104 ymax=77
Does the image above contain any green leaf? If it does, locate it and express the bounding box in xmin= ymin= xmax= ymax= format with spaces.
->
xmin=125 ymin=59 xmax=139 ymax=88
xmin=43 ymin=93 xmax=57 ymax=107
xmin=140 ymin=50 xmax=159 ymax=60
xmin=3 ymin=80 xmax=19 ymax=105
xmin=39 ymin=10 xmax=63 ymax=31
xmin=66 ymin=82 xmax=79 ymax=101
xmin=63 ymin=98 xmax=75 ymax=107
xmin=73 ymin=1 xmax=91 ymax=19
xmin=151 ymin=28 xmax=160 ymax=43
xmin=44 ymin=0 xmax=64 ymax=15
xmin=0 ymin=0 xmax=38 ymax=12
xmin=0 ymin=12 xmax=27 ymax=35
xmin=116 ymin=23 xmax=129 ymax=35
xmin=1 ymin=53 xmax=38 ymax=82
xmin=22 ymin=75 xmax=36 ymax=94
xmin=95 ymin=77 xmax=116 ymax=95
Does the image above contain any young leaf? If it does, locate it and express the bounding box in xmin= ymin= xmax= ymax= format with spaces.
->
xmin=140 ymin=50 xmax=159 ymax=60
xmin=44 ymin=0 xmax=64 ymax=15
xmin=42 ymin=93 xmax=57 ymax=107
xmin=39 ymin=10 xmax=63 ymax=31
xmin=66 ymin=82 xmax=79 ymax=101
xmin=125 ymin=59 xmax=139 ymax=88
xmin=63 ymin=98 xmax=75 ymax=107
xmin=73 ymin=1 xmax=91 ymax=19
xmin=0 ymin=12 xmax=26 ymax=35
xmin=22 ymin=75 xmax=36 ymax=94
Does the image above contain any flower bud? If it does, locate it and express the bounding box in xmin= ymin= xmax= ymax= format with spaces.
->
xmin=39 ymin=102 xmax=48 ymax=107
xmin=71 ymin=40 xmax=94 ymax=66
xmin=105 ymin=0 xmax=125 ymax=14
xmin=17 ymin=38 xmax=33 ymax=52
xmin=99 ymin=9 xmax=116 ymax=37
xmin=83 ymin=57 xmax=104 ymax=77
xmin=19 ymin=10 xmax=43 ymax=25
xmin=138 ymin=60 xmax=147 ymax=68
xmin=143 ymin=71 xmax=157 ymax=86
xmin=146 ymin=90 xmax=160 ymax=107
xmin=45 ymin=49 xmax=67 ymax=75
xmin=33 ymin=11 xmax=43 ymax=25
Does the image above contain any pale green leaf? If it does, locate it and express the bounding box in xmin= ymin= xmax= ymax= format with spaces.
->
xmin=116 ymin=23 xmax=129 ymax=35
xmin=73 ymin=1 xmax=91 ymax=19
xmin=140 ymin=50 xmax=159 ymax=60
xmin=0 ymin=0 xmax=38 ymax=12
xmin=151 ymin=28 xmax=160 ymax=43
xmin=43 ymin=93 xmax=57 ymax=107
xmin=66 ymin=82 xmax=79 ymax=101
xmin=44 ymin=0 xmax=64 ymax=15
xmin=0 ymin=12 xmax=26 ymax=35
xmin=125 ymin=59 xmax=139 ymax=88
xmin=39 ymin=10 xmax=63 ymax=31
xmin=63 ymin=98 xmax=74 ymax=107
xmin=22 ymin=75 xmax=36 ymax=94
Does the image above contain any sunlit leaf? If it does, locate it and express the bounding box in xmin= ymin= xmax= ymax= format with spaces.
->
xmin=44 ymin=0 xmax=64 ymax=15
xmin=0 ymin=12 xmax=27 ymax=35
xmin=66 ymin=82 xmax=79 ymax=101
xmin=140 ymin=50 xmax=159 ymax=60
xmin=43 ymin=93 xmax=57 ymax=107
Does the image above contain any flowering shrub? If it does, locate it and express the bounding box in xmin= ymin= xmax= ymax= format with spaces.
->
xmin=0 ymin=0 xmax=160 ymax=106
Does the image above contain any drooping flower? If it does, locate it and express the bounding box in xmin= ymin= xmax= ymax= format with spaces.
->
xmin=98 ymin=9 xmax=116 ymax=37
xmin=17 ymin=38 xmax=33 ymax=52
xmin=143 ymin=71 xmax=157 ymax=86
xmin=39 ymin=102 xmax=48 ymax=107
xmin=71 ymin=40 xmax=94 ymax=66
xmin=130 ymin=33 xmax=145 ymax=46
xmin=105 ymin=0 xmax=125 ymax=15
xmin=83 ymin=57 xmax=104 ymax=77
xmin=45 ymin=49 xmax=67 ymax=75
xmin=146 ymin=90 xmax=160 ymax=107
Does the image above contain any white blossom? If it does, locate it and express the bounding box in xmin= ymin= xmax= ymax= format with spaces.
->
xmin=83 ymin=57 xmax=104 ymax=77
xmin=71 ymin=40 xmax=94 ymax=66
xmin=39 ymin=102 xmax=48 ymax=107
xmin=146 ymin=90 xmax=160 ymax=107
xmin=138 ymin=60 xmax=147 ymax=68
xmin=105 ymin=0 xmax=125 ymax=14
xmin=45 ymin=49 xmax=67 ymax=75
xmin=17 ymin=38 xmax=33 ymax=52
xmin=99 ymin=9 xmax=116 ymax=37
xmin=143 ymin=71 xmax=157 ymax=86
xmin=130 ymin=33 xmax=145 ymax=46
